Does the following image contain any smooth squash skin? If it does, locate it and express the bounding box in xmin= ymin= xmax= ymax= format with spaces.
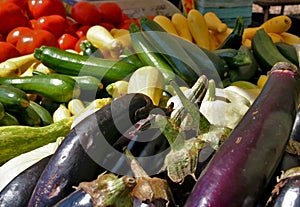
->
xmin=184 ymin=62 xmax=300 ymax=207
xmin=27 ymin=93 xmax=155 ymax=207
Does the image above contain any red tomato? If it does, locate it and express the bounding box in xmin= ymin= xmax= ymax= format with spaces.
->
xmin=0 ymin=41 xmax=20 ymax=62
xmin=0 ymin=2 xmax=28 ymax=35
xmin=99 ymin=22 xmax=115 ymax=31
xmin=16 ymin=29 xmax=58 ymax=55
xmin=0 ymin=34 xmax=4 ymax=41
xmin=6 ymin=26 xmax=32 ymax=45
xmin=27 ymin=0 xmax=66 ymax=19
xmin=71 ymin=2 xmax=101 ymax=26
xmin=1 ymin=0 xmax=28 ymax=13
xmin=65 ymin=17 xmax=80 ymax=37
xmin=121 ymin=13 xmax=130 ymax=21
xmin=75 ymin=25 xmax=91 ymax=38
xmin=58 ymin=33 xmax=78 ymax=50
xmin=34 ymin=15 xmax=68 ymax=38
xmin=117 ymin=19 xmax=137 ymax=30
xmin=74 ymin=36 xmax=86 ymax=53
xmin=28 ymin=19 xmax=38 ymax=29
xmin=98 ymin=2 xmax=122 ymax=26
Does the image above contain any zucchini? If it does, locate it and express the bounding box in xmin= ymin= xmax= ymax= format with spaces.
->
xmin=0 ymin=102 xmax=4 ymax=120
xmin=0 ymin=73 xmax=80 ymax=103
xmin=139 ymin=16 xmax=200 ymax=86
xmin=119 ymin=47 xmax=144 ymax=68
xmin=80 ymin=39 xmax=103 ymax=58
xmin=29 ymin=101 xmax=53 ymax=126
xmin=0 ymin=112 xmax=19 ymax=126
xmin=129 ymin=22 xmax=175 ymax=82
xmin=0 ymin=116 xmax=74 ymax=165
xmin=185 ymin=62 xmax=300 ymax=207
xmin=252 ymin=28 xmax=291 ymax=73
xmin=217 ymin=16 xmax=244 ymax=50
xmin=12 ymin=103 xmax=42 ymax=127
xmin=213 ymin=48 xmax=252 ymax=68
xmin=275 ymin=41 xmax=299 ymax=66
xmin=34 ymin=46 xmax=139 ymax=84
xmin=0 ymin=84 xmax=29 ymax=112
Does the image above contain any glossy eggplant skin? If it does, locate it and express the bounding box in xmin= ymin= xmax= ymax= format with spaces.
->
xmin=28 ymin=93 xmax=154 ymax=207
xmin=0 ymin=156 xmax=51 ymax=207
xmin=184 ymin=62 xmax=300 ymax=207
xmin=290 ymin=108 xmax=300 ymax=142
xmin=54 ymin=190 xmax=94 ymax=207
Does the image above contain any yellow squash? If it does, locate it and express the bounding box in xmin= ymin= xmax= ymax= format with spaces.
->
xmin=204 ymin=11 xmax=227 ymax=33
xmin=153 ymin=15 xmax=179 ymax=36
xmin=171 ymin=13 xmax=193 ymax=42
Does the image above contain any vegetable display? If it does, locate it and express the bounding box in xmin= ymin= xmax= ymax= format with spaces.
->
xmin=0 ymin=1 xmax=300 ymax=206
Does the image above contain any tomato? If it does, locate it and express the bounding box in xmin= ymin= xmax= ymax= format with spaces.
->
xmin=97 ymin=2 xmax=122 ymax=26
xmin=6 ymin=26 xmax=32 ymax=45
xmin=117 ymin=19 xmax=137 ymax=30
xmin=16 ymin=29 xmax=58 ymax=55
xmin=99 ymin=22 xmax=115 ymax=31
xmin=28 ymin=19 xmax=38 ymax=29
xmin=58 ymin=33 xmax=78 ymax=50
xmin=65 ymin=17 xmax=80 ymax=37
xmin=27 ymin=0 xmax=66 ymax=19
xmin=75 ymin=25 xmax=91 ymax=38
xmin=0 ymin=2 xmax=28 ymax=35
xmin=0 ymin=34 xmax=4 ymax=42
xmin=1 ymin=0 xmax=28 ymax=13
xmin=34 ymin=14 xmax=68 ymax=38
xmin=74 ymin=36 xmax=86 ymax=53
xmin=71 ymin=2 xmax=101 ymax=26
xmin=0 ymin=41 xmax=20 ymax=62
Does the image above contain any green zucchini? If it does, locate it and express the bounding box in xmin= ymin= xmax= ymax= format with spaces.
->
xmin=213 ymin=48 xmax=252 ymax=68
xmin=80 ymin=39 xmax=103 ymax=58
xmin=0 ymin=112 xmax=19 ymax=126
xmin=29 ymin=101 xmax=53 ymax=126
xmin=0 ymin=85 xmax=29 ymax=112
xmin=0 ymin=74 xmax=80 ymax=103
xmin=0 ymin=116 xmax=74 ymax=165
xmin=34 ymin=46 xmax=139 ymax=84
xmin=217 ymin=16 xmax=244 ymax=50
xmin=129 ymin=22 xmax=175 ymax=82
xmin=12 ymin=104 xmax=41 ymax=127
xmin=275 ymin=42 xmax=299 ymax=66
xmin=252 ymin=28 xmax=291 ymax=73
xmin=119 ymin=47 xmax=144 ymax=68
xmin=71 ymin=75 xmax=103 ymax=92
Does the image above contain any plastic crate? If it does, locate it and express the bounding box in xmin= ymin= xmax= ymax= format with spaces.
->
xmin=195 ymin=0 xmax=253 ymax=27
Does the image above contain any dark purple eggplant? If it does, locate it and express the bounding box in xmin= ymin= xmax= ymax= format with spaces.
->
xmin=265 ymin=166 xmax=300 ymax=207
xmin=54 ymin=190 xmax=93 ymax=207
xmin=184 ymin=62 xmax=300 ymax=207
xmin=27 ymin=93 xmax=155 ymax=207
xmin=0 ymin=156 xmax=51 ymax=207
xmin=290 ymin=108 xmax=300 ymax=142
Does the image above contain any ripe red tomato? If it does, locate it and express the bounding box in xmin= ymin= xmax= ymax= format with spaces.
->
xmin=65 ymin=17 xmax=81 ymax=37
xmin=16 ymin=29 xmax=58 ymax=55
xmin=71 ymin=2 xmax=101 ymax=26
xmin=0 ymin=2 xmax=28 ymax=35
xmin=74 ymin=36 xmax=86 ymax=53
xmin=1 ymin=0 xmax=28 ymax=13
xmin=6 ymin=26 xmax=32 ymax=45
xmin=99 ymin=22 xmax=115 ymax=31
xmin=34 ymin=15 xmax=68 ymax=38
xmin=27 ymin=0 xmax=66 ymax=19
xmin=58 ymin=33 xmax=78 ymax=50
xmin=0 ymin=41 xmax=20 ymax=62
xmin=97 ymin=2 xmax=122 ymax=26
xmin=75 ymin=25 xmax=91 ymax=38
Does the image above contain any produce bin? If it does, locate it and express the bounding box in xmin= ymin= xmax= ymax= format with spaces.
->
xmin=195 ymin=0 xmax=253 ymax=27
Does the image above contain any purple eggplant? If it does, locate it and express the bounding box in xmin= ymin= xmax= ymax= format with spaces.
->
xmin=54 ymin=190 xmax=93 ymax=207
xmin=184 ymin=62 xmax=300 ymax=207
xmin=27 ymin=93 xmax=155 ymax=207
xmin=290 ymin=108 xmax=300 ymax=142
xmin=265 ymin=166 xmax=300 ymax=207
xmin=0 ymin=156 xmax=51 ymax=207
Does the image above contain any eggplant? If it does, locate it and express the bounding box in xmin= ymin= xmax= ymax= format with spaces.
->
xmin=27 ymin=93 xmax=155 ymax=207
xmin=54 ymin=190 xmax=93 ymax=207
xmin=290 ymin=107 xmax=300 ymax=142
xmin=265 ymin=166 xmax=300 ymax=207
xmin=184 ymin=62 xmax=300 ymax=207
xmin=0 ymin=156 xmax=51 ymax=207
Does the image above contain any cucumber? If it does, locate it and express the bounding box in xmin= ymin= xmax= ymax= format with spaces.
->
xmin=0 ymin=74 xmax=80 ymax=103
xmin=252 ymin=28 xmax=291 ymax=73
xmin=0 ymin=116 xmax=74 ymax=165
xmin=0 ymin=84 xmax=29 ymax=112
xmin=275 ymin=41 xmax=299 ymax=66
xmin=34 ymin=46 xmax=139 ymax=84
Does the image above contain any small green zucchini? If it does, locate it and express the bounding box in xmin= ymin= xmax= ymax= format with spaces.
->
xmin=0 ymin=84 xmax=29 ymax=112
xmin=34 ymin=46 xmax=139 ymax=84
xmin=0 ymin=73 xmax=80 ymax=103
xmin=0 ymin=116 xmax=74 ymax=165
xmin=275 ymin=41 xmax=299 ymax=66
xmin=28 ymin=101 xmax=53 ymax=126
xmin=0 ymin=112 xmax=19 ymax=126
xmin=12 ymin=103 xmax=42 ymax=127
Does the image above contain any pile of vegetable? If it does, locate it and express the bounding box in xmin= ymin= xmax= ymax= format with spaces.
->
xmin=1 ymin=0 xmax=300 ymax=206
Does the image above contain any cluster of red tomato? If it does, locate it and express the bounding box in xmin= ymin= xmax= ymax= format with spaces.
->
xmin=0 ymin=0 xmax=143 ymax=62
